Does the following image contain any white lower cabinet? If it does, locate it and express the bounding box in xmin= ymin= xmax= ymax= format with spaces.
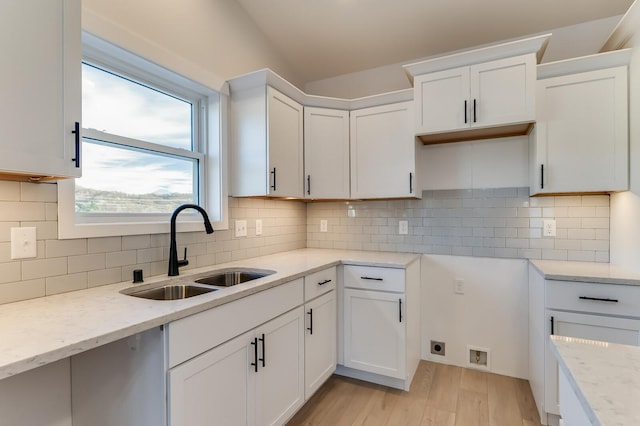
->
xmin=169 ymin=306 xmax=305 ymax=426
xmin=338 ymin=262 xmax=420 ymax=391
xmin=529 ymin=265 xmax=640 ymax=425
xmin=304 ymin=290 xmax=336 ymax=400
xmin=343 ymin=288 xmax=405 ymax=379
xmin=558 ymin=368 xmax=592 ymax=426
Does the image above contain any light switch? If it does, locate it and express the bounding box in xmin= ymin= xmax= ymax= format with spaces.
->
xmin=11 ymin=227 xmax=37 ymax=259
xmin=255 ymin=219 xmax=263 ymax=236
xmin=320 ymin=220 xmax=328 ymax=233
xmin=399 ymin=220 xmax=408 ymax=235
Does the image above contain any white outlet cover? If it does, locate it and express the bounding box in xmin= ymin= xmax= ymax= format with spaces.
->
xmin=11 ymin=227 xmax=37 ymax=259
xmin=399 ymin=220 xmax=408 ymax=235
xmin=320 ymin=220 xmax=328 ymax=233
xmin=543 ymin=219 xmax=557 ymax=237
xmin=235 ymin=220 xmax=247 ymax=237
xmin=255 ymin=219 xmax=263 ymax=236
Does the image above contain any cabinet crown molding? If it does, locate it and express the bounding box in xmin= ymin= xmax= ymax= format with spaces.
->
xmin=227 ymin=68 xmax=412 ymax=110
xmin=402 ymin=33 xmax=551 ymax=82
xmin=537 ymin=49 xmax=631 ymax=80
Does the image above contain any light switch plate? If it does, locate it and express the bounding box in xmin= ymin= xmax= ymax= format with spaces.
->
xmin=320 ymin=220 xmax=328 ymax=233
xmin=11 ymin=227 xmax=37 ymax=259
xmin=255 ymin=219 xmax=263 ymax=236
xmin=235 ymin=220 xmax=247 ymax=237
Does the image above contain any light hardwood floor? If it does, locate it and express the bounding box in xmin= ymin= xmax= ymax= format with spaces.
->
xmin=288 ymin=361 xmax=542 ymax=426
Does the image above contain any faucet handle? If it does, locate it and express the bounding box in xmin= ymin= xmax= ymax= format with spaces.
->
xmin=178 ymin=247 xmax=189 ymax=268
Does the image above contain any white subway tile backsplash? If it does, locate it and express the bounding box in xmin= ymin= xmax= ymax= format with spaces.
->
xmin=22 ymin=257 xmax=67 ymax=280
xmin=68 ymin=254 xmax=106 ymax=273
xmin=0 ymin=202 xmax=46 ymax=221
xmin=0 ymin=279 xmax=45 ymax=304
xmin=20 ymin=182 xmax=57 ymax=202
xmin=0 ymin=182 xmax=20 ymax=201
xmin=88 ymin=237 xmax=122 ymax=254
xmin=46 ymin=272 xmax=87 ymax=295
xmin=46 ymin=239 xmax=87 ymax=258
xmin=307 ymin=187 xmax=609 ymax=263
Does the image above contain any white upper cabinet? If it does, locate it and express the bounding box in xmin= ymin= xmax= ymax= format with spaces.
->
xmin=530 ymin=50 xmax=630 ymax=195
xmin=230 ymin=82 xmax=304 ymax=198
xmin=413 ymin=54 xmax=535 ymax=142
xmin=350 ymin=101 xmax=419 ymax=199
xmin=0 ymin=0 xmax=81 ymax=180
xmin=405 ymin=34 xmax=549 ymax=144
xmin=304 ymin=107 xmax=350 ymax=199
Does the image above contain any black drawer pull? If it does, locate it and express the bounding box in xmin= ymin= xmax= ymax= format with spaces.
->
xmin=250 ymin=337 xmax=258 ymax=372
xmin=579 ymin=296 xmax=619 ymax=303
xmin=399 ymin=299 xmax=403 ymax=323
xmin=550 ymin=316 xmax=554 ymax=335
xmin=307 ymin=309 xmax=313 ymax=335
xmin=258 ymin=333 xmax=265 ymax=367
xmin=361 ymin=276 xmax=383 ymax=281
xmin=71 ymin=121 xmax=80 ymax=168
xmin=318 ymin=279 xmax=332 ymax=286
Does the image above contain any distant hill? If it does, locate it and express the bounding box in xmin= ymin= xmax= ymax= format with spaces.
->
xmin=75 ymin=186 xmax=193 ymax=213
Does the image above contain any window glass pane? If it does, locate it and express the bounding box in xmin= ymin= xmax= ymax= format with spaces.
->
xmin=82 ymin=63 xmax=193 ymax=150
xmin=75 ymin=139 xmax=196 ymax=214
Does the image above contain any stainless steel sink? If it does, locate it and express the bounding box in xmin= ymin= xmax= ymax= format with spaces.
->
xmin=193 ymin=268 xmax=275 ymax=287
xmin=127 ymin=284 xmax=218 ymax=300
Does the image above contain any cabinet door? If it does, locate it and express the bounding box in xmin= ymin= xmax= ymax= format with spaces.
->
xmin=304 ymin=107 xmax=350 ymax=199
xmin=470 ymin=54 xmax=535 ymax=128
xmin=0 ymin=0 xmax=81 ymax=179
xmin=253 ymin=306 xmax=304 ymax=426
xmin=168 ymin=330 xmax=251 ymax=426
xmin=545 ymin=310 xmax=640 ymax=416
xmin=350 ymin=101 xmax=416 ymax=199
xmin=532 ymin=67 xmax=628 ymax=195
xmin=304 ymin=290 xmax=336 ymax=400
xmin=414 ymin=67 xmax=470 ymax=134
xmin=343 ymin=288 xmax=405 ymax=379
xmin=267 ymin=87 xmax=304 ymax=198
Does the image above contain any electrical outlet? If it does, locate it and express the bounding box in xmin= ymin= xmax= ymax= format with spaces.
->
xmin=454 ymin=278 xmax=464 ymax=294
xmin=255 ymin=219 xmax=263 ymax=236
xmin=320 ymin=220 xmax=328 ymax=232
xmin=235 ymin=220 xmax=247 ymax=237
xmin=399 ymin=220 xmax=408 ymax=235
xmin=543 ymin=219 xmax=556 ymax=237
xmin=11 ymin=227 xmax=37 ymax=259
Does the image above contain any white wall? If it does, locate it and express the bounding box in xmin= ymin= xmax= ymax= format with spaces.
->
xmin=82 ymin=0 xmax=302 ymax=90
xmin=422 ymin=255 xmax=529 ymax=379
xmin=304 ymin=16 xmax=622 ymax=99
xmin=610 ymin=6 xmax=640 ymax=271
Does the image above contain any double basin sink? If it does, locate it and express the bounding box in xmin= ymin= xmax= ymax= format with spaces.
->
xmin=124 ymin=268 xmax=275 ymax=301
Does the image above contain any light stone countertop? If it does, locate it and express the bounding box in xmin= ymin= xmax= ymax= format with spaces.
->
xmin=0 ymin=248 xmax=419 ymax=381
xmin=530 ymin=259 xmax=640 ymax=286
xmin=550 ymin=335 xmax=640 ymax=426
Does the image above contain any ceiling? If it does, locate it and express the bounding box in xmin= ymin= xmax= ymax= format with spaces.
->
xmin=233 ymin=0 xmax=633 ymax=84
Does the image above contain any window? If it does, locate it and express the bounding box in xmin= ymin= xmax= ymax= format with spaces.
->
xmin=58 ymin=33 xmax=227 ymax=238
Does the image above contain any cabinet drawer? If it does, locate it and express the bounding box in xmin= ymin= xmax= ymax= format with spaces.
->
xmin=167 ymin=279 xmax=303 ymax=367
xmin=304 ymin=267 xmax=336 ymax=302
xmin=343 ymin=265 xmax=405 ymax=293
xmin=546 ymin=280 xmax=640 ymax=318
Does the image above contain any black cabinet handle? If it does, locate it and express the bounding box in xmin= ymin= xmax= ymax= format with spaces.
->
xmin=409 ymin=172 xmax=413 ymax=194
xmin=540 ymin=164 xmax=544 ymax=189
xmin=550 ymin=316 xmax=554 ymax=335
xmin=579 ymin=296 xmax=619 ymax=303
xmin=318 ymin=279 xmax=332 ymax=286
xmin=250 ymin=337 xmax=258 ymax=372
xmin=307 ymin=309 xmax=313 ymax=335
xmin=270 ymin=168 xmax=277 ymax=191
xmin=258 ymin=333 xmax=265 ymax=367
xmin=71 ymin=121 xmax=80 ymax=168
xmin=258 ymin=333 xmax=267 ymax=368
xmin=307 ymin=175 xmax=311 ymax=195
xmin=360 ymin=276 xmax=383 ymax=281
xmin=399 ymin=299 xmax=403 ymax=323
xmin=464 ymin=100 xmax=467 ymax=124
xmin=473 ymin=99 xmax=477 ymax=123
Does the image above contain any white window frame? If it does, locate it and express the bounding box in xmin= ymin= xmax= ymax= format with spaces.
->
xmin=58 ymin=32 xmax=228 ymax=239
